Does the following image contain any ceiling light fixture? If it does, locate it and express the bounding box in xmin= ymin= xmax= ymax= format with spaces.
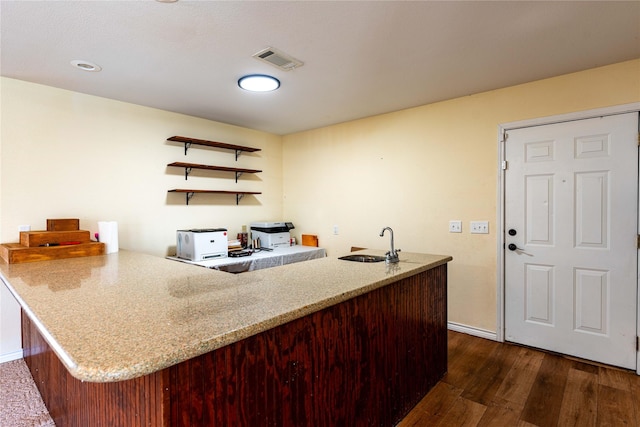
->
xmin=238 ymin=74 xmax=280 ymax=92
xmin=70 ymin=60 xmax=102 ymax=72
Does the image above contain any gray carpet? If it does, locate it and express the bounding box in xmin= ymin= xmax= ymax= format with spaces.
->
xmin=0 ymin=359 xmax=55 ymax=427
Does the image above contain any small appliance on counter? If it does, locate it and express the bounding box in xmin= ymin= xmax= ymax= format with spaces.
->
xmin=176 ymin=228 xmax=228 ymax=261
xmin=250 ymin=222 xmax=295 ymax=249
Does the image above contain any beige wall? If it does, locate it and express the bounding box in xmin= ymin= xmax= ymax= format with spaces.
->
xmin=0 ymin=77 xmax=284 ymax=257
xmin=2 ymin=60 xmax=639 ymax=335
xmin=282 ymin=59 xmax=640 ymax=333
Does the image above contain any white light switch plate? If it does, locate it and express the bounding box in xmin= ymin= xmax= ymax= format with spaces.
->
xmin=470 ymin=221 xmax=489 ymax=234
xmin=449 ymin=220 xmax=462 ymax=233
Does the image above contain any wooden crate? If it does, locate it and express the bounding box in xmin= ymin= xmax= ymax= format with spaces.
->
xmin=0 ymin=242 xmax=105 ymax=264
xmin=20 ymin=230 xmax=91 ymax=248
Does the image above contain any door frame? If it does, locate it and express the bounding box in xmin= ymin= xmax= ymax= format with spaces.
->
xmin=496 ymin=102 xmax=640 ymax=373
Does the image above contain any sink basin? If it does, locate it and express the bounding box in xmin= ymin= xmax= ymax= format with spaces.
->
xmin=338 ymin=254 xmax=386 ymax=263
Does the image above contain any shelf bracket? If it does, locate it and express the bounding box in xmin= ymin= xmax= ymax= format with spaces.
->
xmin=235 ymin=171 xmax=244 ymax=183
xmin=235 ymin=149 xmax=241 ymax=161
xmin=236 ymin=193 xmax=245 ymax=205
xmin=185 ymin=167 xmax=193 ymax=180
xmin=184 ymin=142 xmax=192 ymax=155
xmin=185 ymin=192 xmax=195 ymax=205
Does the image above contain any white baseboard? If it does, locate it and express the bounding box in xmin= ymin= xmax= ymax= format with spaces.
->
xmin=448 ymin=321 xmax=498 ymax=341
xmin=0 ymin=349 xmax=23 ymax=364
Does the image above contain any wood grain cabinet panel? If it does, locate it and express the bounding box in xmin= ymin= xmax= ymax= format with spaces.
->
xmin=23 ymin=265 xmax=447 ymax=427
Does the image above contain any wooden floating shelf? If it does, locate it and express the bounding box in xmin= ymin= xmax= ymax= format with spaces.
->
xmin=166 ymin=136 xmax=263 ymax=205
xmin=168 ymin=189 xmax=261 ymax=205
xmin=167 ymin=162 xmax=262 ymax=182
xmin=167 ymin=136 xmax=261 ymax=159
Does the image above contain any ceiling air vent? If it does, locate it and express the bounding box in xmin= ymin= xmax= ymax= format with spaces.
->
xmin=253 ymin=47 xmax=303 ymax=71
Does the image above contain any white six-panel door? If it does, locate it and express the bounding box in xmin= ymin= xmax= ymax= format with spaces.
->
xmin=504 ymin=112 xmax=638 ymax=369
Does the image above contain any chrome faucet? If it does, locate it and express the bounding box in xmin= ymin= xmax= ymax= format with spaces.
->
xmin=379 ymin=227 xmax=401 ymax=264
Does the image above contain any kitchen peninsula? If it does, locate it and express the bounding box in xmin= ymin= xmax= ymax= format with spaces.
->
xmin=0 ymin=249 xmax=451 ymax=426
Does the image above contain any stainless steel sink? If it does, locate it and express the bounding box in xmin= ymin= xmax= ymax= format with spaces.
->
xmin=338 ymin=254 xmax=386 ymax=263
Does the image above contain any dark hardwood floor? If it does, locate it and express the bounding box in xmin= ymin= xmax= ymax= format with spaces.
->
xmin=398 ymin=330 xmax=640 ymax=427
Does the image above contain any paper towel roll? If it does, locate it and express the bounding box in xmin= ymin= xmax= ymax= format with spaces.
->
xmin=98 ymin=221 xmax=119 ymax=254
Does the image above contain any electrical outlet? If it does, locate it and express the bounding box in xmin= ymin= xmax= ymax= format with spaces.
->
xmin=18 ymin=225 xmax=31 ymax=232
xmin=470 ymin=221 xmax=489 ymax=234
xmin=333 ymin=225 xmax=339 ymax=235
xmin=449 ymin=220 xmax=462 ymax=233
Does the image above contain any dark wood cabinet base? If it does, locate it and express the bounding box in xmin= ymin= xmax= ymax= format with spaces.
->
xmin=23 ymin=265 xmax=447 ymax=426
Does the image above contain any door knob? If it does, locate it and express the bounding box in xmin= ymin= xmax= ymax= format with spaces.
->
xmin=508 ymin=243 xmax=522 ymax=251
xmin=508 ymin=229 xmax=517 ymax=236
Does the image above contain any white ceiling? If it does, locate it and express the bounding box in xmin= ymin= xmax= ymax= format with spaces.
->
xmin=1 ymin=1 xmax=639 ymax=135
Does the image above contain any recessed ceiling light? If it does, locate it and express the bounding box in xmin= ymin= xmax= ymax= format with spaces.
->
xmin=238 ymin=74 xmax=280 ymax=92
xmin=156 ymin=0 xmax=178 ymax=2
xmin=70 ymin=60 xmax=102 ymax=72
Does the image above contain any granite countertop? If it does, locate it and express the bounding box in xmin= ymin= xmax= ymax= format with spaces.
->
xmin=0 ymin=249 xmax=451 ymax=382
